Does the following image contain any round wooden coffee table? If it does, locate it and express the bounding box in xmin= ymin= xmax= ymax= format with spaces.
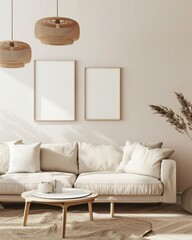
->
xmin=21 ymin=189 xmax=98 ymax=238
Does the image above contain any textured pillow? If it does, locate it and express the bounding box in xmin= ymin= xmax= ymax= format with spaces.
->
xmin=124 ymin=144 xmax=174 ymax=178
xmin=40 ymin=143 xmax=78 ymax=174
xmin=0 ymin=139 xmax=22 ymax=173
xmin=143 ymin=142 xmax=163 ymax=148
xmin=8 ymin=142 xmax=41 ymax=173
xmin=116 ymin=140 xmax=163 ymax=172
xmin=78 ymin=142 xmax=123 ymax=173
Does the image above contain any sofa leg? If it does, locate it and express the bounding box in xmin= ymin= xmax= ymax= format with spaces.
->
xmin=0 ymin=204 xmax=4 ymax=209
xmin=110 ymin=202 xmax=114 ymax=217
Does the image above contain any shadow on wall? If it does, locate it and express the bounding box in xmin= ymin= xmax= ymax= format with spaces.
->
xmin=25 ymin=119 xmax=128 ymax=145
xmin=0 ymin=66 xmax=73 ymax=119
xmin=56 ymin=121 xmax=128 ymax=145
xmin=0 ymin=108 xmax=128 ymax=145
xmin=0 ymin=110 xmax=51 ymax=143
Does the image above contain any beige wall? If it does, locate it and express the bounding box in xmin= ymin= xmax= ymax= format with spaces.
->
xmin=0 ymin=0 xmax=192 ymax=191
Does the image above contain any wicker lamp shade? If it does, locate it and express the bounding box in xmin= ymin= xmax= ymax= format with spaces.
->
xmin=35 ymin=17 xmax=80 ymax=45
xmin=0 ymin=41 xmax=32 ymax=68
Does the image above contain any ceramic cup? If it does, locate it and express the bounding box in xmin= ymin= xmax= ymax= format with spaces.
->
xmin=38 ymin=181 xmax=54 ymax=193
xmin=54 ymin=180 xmax=62 ymax=193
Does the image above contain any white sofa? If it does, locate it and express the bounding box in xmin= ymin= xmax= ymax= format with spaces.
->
xmin=0 ymin=141 xmax=176 ymax=215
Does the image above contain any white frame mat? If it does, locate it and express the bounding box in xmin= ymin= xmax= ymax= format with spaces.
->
xmin=34 ymin=60 xmax=76 ymax=122
xmin=85 ymin=67 xmax=121 ymax=120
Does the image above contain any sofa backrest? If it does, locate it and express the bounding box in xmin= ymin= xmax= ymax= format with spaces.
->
xmin=78 ymin=142 xmax=123 ymax=173
xmin=40 ymin=143 xmax=78 ymax=174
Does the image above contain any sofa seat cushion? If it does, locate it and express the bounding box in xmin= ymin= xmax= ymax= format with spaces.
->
xmin=74 ymin=172 xmax=163 ymax=196
xmin=0 ymin=172 xmax=76 ymax=194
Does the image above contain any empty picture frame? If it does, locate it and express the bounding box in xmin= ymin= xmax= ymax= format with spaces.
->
xmin=34 ymin=60 xmax=75 ymax=121
xmin=85 ymin=67 xmax=121 ymax=120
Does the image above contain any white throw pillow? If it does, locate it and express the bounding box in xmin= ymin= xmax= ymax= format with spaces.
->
xmin=116 ymin=140 xmax=163 ymax=172
xmin=78 ymin=142 xmax=123 ymax=173
xmin=8 ymin=142 xmax=41 ymax=173
xmin=116 ymin=142 xmax=140 ymax=172
xmin=40 ymin=143 xmax=78 ymax=174
xmin=124 ymin=144 xmax=174 ymax=178
xmin=0 ymin=139 xmax=22 ymax=173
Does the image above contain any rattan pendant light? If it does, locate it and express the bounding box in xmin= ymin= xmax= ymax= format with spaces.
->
xmin=0 ymin=0 xmax=31 ymax=68
xmin=35 ymin=0 xmax=80 ymax=45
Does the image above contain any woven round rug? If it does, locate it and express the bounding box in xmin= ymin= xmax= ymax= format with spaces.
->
xmin=71 ymin=217 xmax=151 ymax=240
xmin=0 ymin=208 xmax=152 ymax=239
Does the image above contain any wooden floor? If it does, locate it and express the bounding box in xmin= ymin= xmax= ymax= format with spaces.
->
xmin=1 ymin=201 xmax=192 ymax=239
xmin=110 ymin=202 xmax=192 ymax=240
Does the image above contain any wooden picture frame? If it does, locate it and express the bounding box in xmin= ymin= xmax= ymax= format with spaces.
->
xmin=85 ymin=67 xmax=121 ymax=121
xmin=34 ymin=60 xmax=76 ymax=122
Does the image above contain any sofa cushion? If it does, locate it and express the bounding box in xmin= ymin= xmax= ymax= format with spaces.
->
xmin=124 ymin=144 xmax=174 ymax=178
xmin=78 ymin=142 xmax=123 ymax=173
xmin=0 ymin=139 xmax=22 ymax=174
xmin=8 ymin=142 xmax=41 ymax=173
xmin=143 ymin=142 xmax=163 ymax=148
xmin=0 ymin=172 xmax=76 ymax=194
xmin=117 ymin=140 xmax=163 ymax=172
xmin=40 ymin=143 xmax=78 ymax=174
xmin=74 ymin=172 xmax=163 ymax=196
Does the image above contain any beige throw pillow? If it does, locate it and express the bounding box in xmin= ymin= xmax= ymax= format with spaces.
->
xmin=0 ymin=139 xmax=22 ymax=173
xmin=8 ymin=142 xmax=41 ymax=173
xmin=40 ymin=143 xmax=78 ymax=174
xmin=116 ymin=140 xmax=163 ymax=172
xmin=143 ymin=142 xmax=163 ymax=148
xmin=78 ymin=142 xmax=123 ymax=173
xmin=124 ymin=144 xmax=174 ymax=178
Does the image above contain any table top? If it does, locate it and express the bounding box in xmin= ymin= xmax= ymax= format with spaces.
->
xmin=32 ymin=188 xmax=92 ymax=199
xmin=21 ymin=189 xmax=98 ymax=204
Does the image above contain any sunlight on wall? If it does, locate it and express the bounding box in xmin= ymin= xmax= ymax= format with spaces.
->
xmin=0 ymin=0 xmax=192 ymax=190
xmin=37 ymin=96 xmax=73 ymax=120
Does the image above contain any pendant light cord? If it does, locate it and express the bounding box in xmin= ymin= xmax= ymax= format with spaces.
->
xmin=56 ymin=0 xmax=58 ymax=17
xmin=11 ymin=0 xmax=13 ymax=40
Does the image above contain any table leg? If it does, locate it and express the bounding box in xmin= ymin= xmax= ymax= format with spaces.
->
xmin=110 ymin=202 xmax=114 ymax=217
xmin=88 ymin=201 xmax=93 ymax=221
xmin=23 ymin=201 xmax=31 ymax=226
xmin=62 ymin=204 xmax=68 ymax=238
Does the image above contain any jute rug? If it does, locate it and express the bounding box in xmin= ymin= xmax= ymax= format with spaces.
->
xmin=0 ymin=208 xmax=152 ymax=240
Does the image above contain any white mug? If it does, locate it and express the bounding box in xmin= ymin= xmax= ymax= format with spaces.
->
xmin=38 ymin=180 xmax=56 ymax=193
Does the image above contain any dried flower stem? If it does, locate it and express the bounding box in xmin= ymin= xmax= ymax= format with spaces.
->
xmin=150 ymin=92 xmax=192 ymax=143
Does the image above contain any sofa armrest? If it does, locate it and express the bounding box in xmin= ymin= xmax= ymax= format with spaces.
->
xmin=160 ymin=159 xmax=176 ymax=203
